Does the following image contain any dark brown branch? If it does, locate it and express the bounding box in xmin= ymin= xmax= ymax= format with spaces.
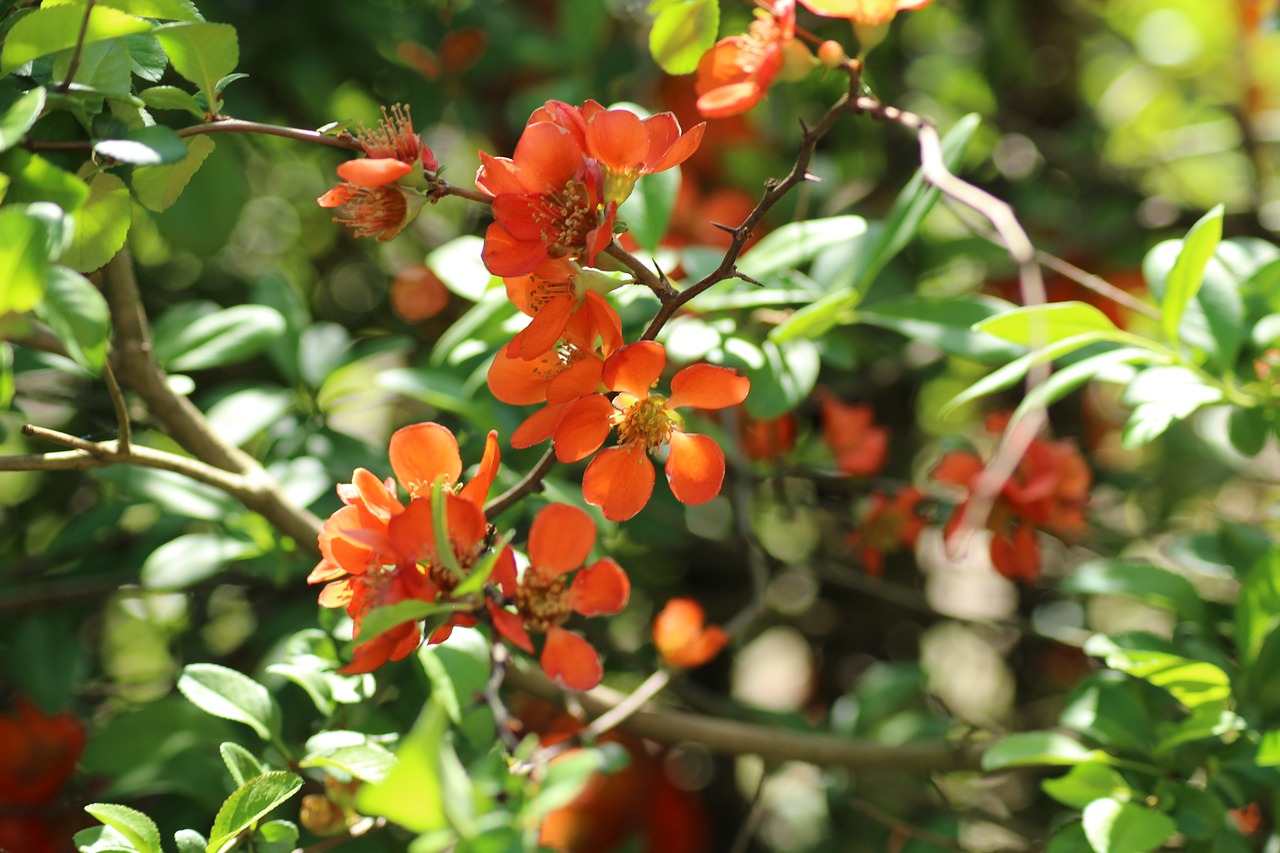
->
xmin=603 ymin=242 xmax=677 ymax=302
xmin=56 ymin=0 xmax=95 ymax=94
xmin=484 ymin=447 xmax=556 ymax=519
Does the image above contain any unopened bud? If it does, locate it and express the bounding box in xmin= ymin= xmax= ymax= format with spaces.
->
xmin=818 ymin=40 xmax=848 ymax=69
xmin=299 ymin=793 xmax=347 ymax=836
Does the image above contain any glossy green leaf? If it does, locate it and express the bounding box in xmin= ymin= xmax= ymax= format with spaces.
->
xmin=152 ymin=23 xmax=238 ymax=116
xmin=75 ymin=825 xmax=139 ymax=853
xmin=41 ymin=0 xmax=202 ymax=20
xmin=0 ymin=206 xmax=48 ymax=313
xmin=427 ymin=235 xmax=495 ymax=302
xmin=849 ymin=295 xmax=1024 ymax=362
xmin=619 ymin=162 xmax=680 ymax=255
xmin=52 ymin=38 xmax=131 ymax=97
xmin=717 ymin=337 xmax=819 ymax=418
xmin=980 ymin=731 xmax=1101 ymax=770
xmin=1062 ymin=560 xmax=1205 ymax=622
xmin=1228 ymin=406 xmax=1269 ymax=457
xmin=138 ymin=85 xmax=205 ymax=117
xmin=647 ymin=0 xmax=718 ymax=75
xmin=206 ymin=771 xmax=303 ymax=853
xmin=140 ymin=532 xmax=259 ymax=589
xmin=737 ymin=216 xmax=869 ymax=281
xmin=419 ymin=627 xmax=491 ymax=742
xmin=152 ymin=304 xmax=285 ymax=371
xmin=37 ymin=266 xmax=110 ymax=370
xmin=1081 ymin=798 xmax=1175 ymax=853
xmin=356 ymin=702 xmax=449 ymax=834
xmin=251 ymin=820 xmax=297 ymax=853
xmin=1042 ymin=763 xmax=1132 ymax=809
xmin=0 ymin=4 xmax=152 ymax=74
xmin=0 ymin=86 xmax=46 ymax=152
xmin=94 ymin=125 xmax=187 ymax=165
xmin=301 ymin=732 xmax=397 ymax=783
xmin=1005 ymin=347 xmax=1163 ymax=435
xmin=973 ymin=301 xmax=1124 ymax=347
xmin=63 ymin=172 xmax=131 ymax=273
xmin=357 ymin=600 xmax=468 ymax=646
xmin=1119 ymin=366 xmax=1224 ymax=449
xmin=219 ymin=742 xmax=263 ymax=787
xmin=1158 ymin=205 xmax=1224 ymax=347
xmin=131 ymin=134 xmax=215 ymax=211
xmin=84 ymin=803 xmax=161 ymax=853
xmin=173 ymin=830 xmax=207 ymax=853
xmin=177 ymin=663 xmax=279 ymax=741
xmin=0 ymin=149 xmax=91 ymax=212
xmin=1084 ymin=634 xmax=1230 ymax=711
xmin=1059 ymin=674 xmax=1152 ymax=753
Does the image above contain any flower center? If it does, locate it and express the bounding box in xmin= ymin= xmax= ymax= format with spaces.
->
xmin=516 ymin=567 xmax=570 ymax=632
xmin=616 ymin=395 xmax=676 ymax=451
xmin=527 ymin=275 xmax=577 ymax=311
xmin=536 ymin=179 xmax=598 ymax=258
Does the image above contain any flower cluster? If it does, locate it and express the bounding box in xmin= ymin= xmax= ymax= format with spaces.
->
xmin=318 ymin=104 xmax=438 ymax=241
xmin=820 ymin=397 xmax=888 ymax=477
xmin=477 ymin=102 xmax=751 ymax=520
xmin=308 ymin=422 xmax=630 ymax=689
xmin=0 ymin=697 xmax=86 ymax=853
xmin=931 ymin=415 xmax=1091 ymax=582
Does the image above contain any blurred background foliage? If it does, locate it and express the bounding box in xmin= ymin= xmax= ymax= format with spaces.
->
xmin=4 ymin=0 xmax=1280 ymax=851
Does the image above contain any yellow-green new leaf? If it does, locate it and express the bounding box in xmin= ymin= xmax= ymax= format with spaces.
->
xmin=62 ymin=172 xmax=131 ymax=273
xmin=973 ymin=301 xmax=1123 ymax=347
xmin=0 ymin=5 xmax=152 ymax=74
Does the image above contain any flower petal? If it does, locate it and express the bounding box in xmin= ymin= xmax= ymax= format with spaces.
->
xmin=665 ymin=431 xmax=725 ymax=506
xmin=529 ymin=503 xmax=597 ymax=575
xmin=582 ymin=445 xmax=655 ymax=521
xmin=569 ymin=557 xmax=630 ymax=616
xmin=508 ymin=294 xmax=575 ymax=360
xmin=481 ymin=220 xmax=551 ymax=277
xmin=337 ymin=157 xmax=414 ymax=187
xmin=585 ymin=107 xmax=648 ymax=171
xmin=541 ymin=626 xmax=603 ymax=691
xmin=512 ymin=121 xmax=586 ymax=192
xmin=390 ymin=422 xmax=463 ymax=498
xmin=553 ymin=395 xmax=616 ymax=463
xmin=512 ymin=401 xmax=572 ymax=449
xmin=488 ymin=348 xmax=560 ymax=406
xmin=459 ymin=430 xmax=501 ymax=508
xmin=488 ymin=601 xmax=534 ymax=653
xmin=602 ymin=341 xmax=666 ymax=399
xmin=666 ymin=364 xmax=750 ymax=410
xmin=546 ymin=358 xmax=604 ymax=404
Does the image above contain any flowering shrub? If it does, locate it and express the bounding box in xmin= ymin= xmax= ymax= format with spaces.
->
xmin=3 ymin=1 xmax=1280 ymax=852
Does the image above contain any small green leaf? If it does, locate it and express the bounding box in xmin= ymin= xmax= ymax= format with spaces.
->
xmin=177 ymin=663 xmax=278 ymax=741
xmin=647 ymin=0 xmax=718 ymax=75
xmin=84 ymin=803 xmax=161 ymax=853
xmin=0 ymin=87 xmax=47 ymax=153
xmin=152 ymin=304 xmax=285 ymax=371
xmin=37 ymin=266 xmax=111 ymax=371
xmin=1159 ymin=205 xmax=1224 ymax=347
xmin=63 ymin=171 xmax=131 ymax=273
xmin=140 ymin=532 xmax=259 ymax=590
xmin=173 ymin=829 xmax=207 ymax=853
xmin=356 ymin=702 xmax=449 ymax=834
xmin=1081 ymin=798 xmax=1176 ymax=853
xmin=219 ymin=742 xmax=263 ymax=787
xmin=973 ymin=301 xmax=1124 ymax=347
xmin=152 ymin=23 xmax=239 ymax=116
xmin=842 ymin=294 xmax=1024 ymax=361
xmin=0 ymin=148 xmax=91 ymax=212
xmin=251 ymin=820 xmax=297 ymax=853
xmin=1042 ymin=763 xmax=1132 ymax=810
xmin=75 ymin=825 xmax=139 ymax=853
xmin=0 ymin=205 xmax=49 ymax=313
xmin=357 ymin=600 xmax=467 ymax=645
xmin=131 ymin=134 xmax=215 ymax=212
xmin=1228 ymin=407 xmax=1269 ymax=457
xmin=1083 ymin=634 xmax=1231 ymax=711
xmin=138 ymin=85 xmax=205 ymax=117
xmin=619 ymin=162 xmax=680 ymax=255
xmin=1062 ymin=560 xmax=1205 ymax=622
xmin=0 ymin=4 xmax=152 ymax=74
xmin=737 ymin=216 xmax=869 ymax=281
xmin=942 ymin=333 xmax=1114 ymax=417
xmin=206 ymin=771 xmax=303 ymax=853
xmin=419 ymin=627 xmax=490 ymax=726
xmin=301 ymin=732 xmax=397 ymax=783
xmin=94 ymin=125 xmax=187 ymax=165
xmin=42 ymin=0 xmax=203 ymax=21
xmin=980 ymin=732 xmax=1101 ymax=770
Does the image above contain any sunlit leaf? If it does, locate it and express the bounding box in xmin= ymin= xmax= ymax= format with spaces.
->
xmin=647 ymin=0 xmax=718 ymax=75
xmin=207 ymin=771 xmax=302 ymax=853
xmin=83 ymin=803 xmax=161 ymax=853
xmin=177 ymin=663 xmax=279 ymax=741
xmin=62 ymin=172 xmax=131 ymax=273
xmin=0 ymin=4 xmax=152 ymax=74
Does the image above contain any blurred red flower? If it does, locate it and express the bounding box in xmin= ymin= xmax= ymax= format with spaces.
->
xmin=652 ymin=598 xmax=728 ymax=669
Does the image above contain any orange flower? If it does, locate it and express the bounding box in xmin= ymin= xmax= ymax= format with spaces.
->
xmin=318 ymin=104 xmax=436 ymax=240
xmin=307 ymin=423 xmax=501 ymax=671
xmin=530 ymin=99 xmax=706 ymax=205
xmin=476 ymin=120 xmax=617 ymax=277
xmin=848 ymin=487 xmax=925 ymax=577
xmin=820 ymin=398 xmax=888 ymax=477
xmin=519 ymin=341 xmax=750 ymax=521
xmin=488 ymin=504 xmax=630 ymax=690
xmin=932 ymin=422 xmax=1090 ymax=583
xmin=503 ymin=259 xmax=624 ymax=361
xmin=798 ymin=0 xmax=932 ymax=26
xmin=738 ymin=408 xmax=797 ymax=462
xmin=652 ymin=598 xmax=728 ymax=668
xmin=0 ymin=697 xmax=86 ymax=853
xmin=695 ymin=0 xmax=797 ymax=118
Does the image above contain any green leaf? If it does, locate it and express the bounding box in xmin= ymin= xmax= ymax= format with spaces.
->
xmin=125 ymin=33 xmax=168 ymax=81
xmin=1062 ymin=560 xmax=1205 ymax=622
xmin=140 ymin=531 xmax=259 ymax=589
xmin=1083 ymin=634 xmax=1230 ymax=711
xmin=0 ymin=205 xmax=49 ymax=313
xmin=152 ymin=23 xmax=238 ymax=116
xmin=737 ymin=216 xmax=869 ymax=281
xmin=1236 ymin=547 xmax=1280 ymax=671
xmin=63 ymin=171 xmax=131 ymax=273
xmin=1042 ymin=763 xmax=1132 ymax=809
xmin=717 ymin=337 xmax=819 ymax=418
xmin=219 ymin=742 xmax=263 ymax=787
xmin=42 ymin=0 xmax=203 ymax=20
xmin=980 ymin=731 xmax=1102 ymax=770
xmin=848 ymin=294 xmax=1025 ymax=362
xmin=1228 ymin=406 xmax=1269 ymax=457
xmin=1119 ymin=366 xmax=1224 ymax=449
xmin=419 ymin=627 xmax=492 ymax=744
xmin=206 ymin=771 xmax=303 ymax=853
xmin=84 ymin=803 xmax=161 ymax=853
xmin=152 ymin=304 xmax=285 ymax=371
xmin=0 ymin=149 xmax=91 ymax=212
xmin=526 ymin=743 xmax=629 ymax=819
xmin=356 ymin=702 xmax=449 ymax=834
xmin=251 ymin=820 xmax=297 ymax=853
xmin=0 ymin=4 xmax=152 ymax=74
xmin=52 ymin=38 xmax=131 ymax=97
xmin=174 ymin=829 xmax=207 ymax=853
xmin=619 ymin=162 xmax=680 ymax=255
xmin=138 ymin=85 xmax=205 ymax=117
xmin=177 ymin=663 xmax=279 ymax=741
xmin=647 ymin=0 xmax=718 ymax=75
xmin=75 ymin=825 xmax=139 ymax=853
xmin=94 ymin=125 xmax=187 ymax=165
xmin=300 ymin=732 xmax=397 ymax=783
xmin=942 ymin=333 xmax=1117 ymax=417
xmin=357 ymin=600 xmax=467 ymax=646
xmin=131 ymin=134 xmax=214 ymax=212
xmin=0 ymin=86 xmax=46 ymax=152
xmin=973 ymin=301 xmax=1124 ymax=347
xmin=37 ymin=266 xmax=110 ymax=370
xmin=1081 ymin=798 xmax=1176 ymax=853
xmin=426 ymin=235 xmax=494 ymax=302
xmin=1158 ymin=205 xmax=1224 ymax=347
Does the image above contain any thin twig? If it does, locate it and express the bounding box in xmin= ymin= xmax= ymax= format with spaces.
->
xmin=485 ymin=642 xmax=523 ymax=751
xmin=101 ymin=362 xmax=132 ymax=455
xmin=846 ymin=797 xmax=972 ymax=852
xmin=484 ymin=447 xmax=556 ymax=519
xmin=57 ymin=0 xmax=95 ymax=94
xmin=603 ymin=242 xmax=677 ymax=302
xmin=729 ymin=767 xmax=772 ymax=853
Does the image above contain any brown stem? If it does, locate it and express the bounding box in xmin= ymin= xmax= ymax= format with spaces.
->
xmin=603 ymin=242 xmax=676 ymax=302
xmin=27 ymin=118 xmax=366 ymax=152
xmin=484 ymin=447 xmax=556 ymax=519
xmin=56 ymin=0 xmax=95 ymax=94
